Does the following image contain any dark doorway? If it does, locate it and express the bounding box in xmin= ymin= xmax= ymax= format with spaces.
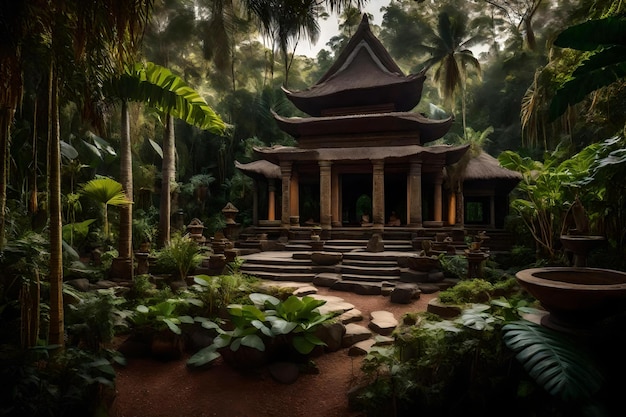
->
xmin=464 ymin=196 xmax=491 ymax=225
xmin=342 ymin=174 xmax=372 ymax=225
xmin=385 ymin=173 xmax=407 ymax=225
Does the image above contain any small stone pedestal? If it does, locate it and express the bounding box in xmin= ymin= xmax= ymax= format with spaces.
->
xmin=466 ymin=251 xmax=490 ymax=278
xmin=135 ymin=252 xmax=150 ymax=275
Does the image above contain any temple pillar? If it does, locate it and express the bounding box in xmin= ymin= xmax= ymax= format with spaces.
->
xmin=490 ymin=195 xmax=496 ymax=227
xmin=455 ymin=186 xmax=463 ymax=226
xmin=268 ymin=179 xmax=276 ymax=221
xmin=448 ymin=192 xmax=456 ymax=225
xmin=408 ymin=160 xmax=422 ymax=226
xmin=434 ymin=169 xmax=443 ymax=223
xmin=372 ymin=160 xmax=385 ymax=227
xmin=319 ymin=161 xmax=332 ymax=230
xmin=252 ymin=179 xmax=259 ymax=225
xmin=280 ymin=161 xmax=292 ymax=228
xmin=290 ymin=171 xmax=299 ymax=225
xmin=331 ymin=170 xmax=341 ymax=227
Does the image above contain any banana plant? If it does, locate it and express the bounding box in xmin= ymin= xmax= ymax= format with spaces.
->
xmin=80 ymin=177 xmax=131 ymax=241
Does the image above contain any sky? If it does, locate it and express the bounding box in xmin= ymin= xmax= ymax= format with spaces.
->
xmin=296 ymin=0 xmax=388 ymax=57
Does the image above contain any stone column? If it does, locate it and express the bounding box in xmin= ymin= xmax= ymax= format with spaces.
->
xmin=331 ymin=169 xmax=341 ymax=227
xmin=408 ymin=160 xmax=422 ymax=226
xmin=267 ymin=178 xmax=276 ymax=221
xmin=290 ymin=171 xmax=299 ymax=225
xmin=252 ymin=179 xmax=259 ymax=225
xmin=448 ymin=192 xmax=456 ymax=225
xmin=434 ymin=169 xmax=443 ymax=223
xmin=372 ymin=160 xmax=385 ymax=227
xmin=280 ymin=161 xmax=292 ymax=228
xmin=319 ymin=161 xmax=332 ymax=230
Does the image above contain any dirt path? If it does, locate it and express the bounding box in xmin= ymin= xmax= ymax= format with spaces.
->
xmin=111 ymin=288 xmax=436 ymax=417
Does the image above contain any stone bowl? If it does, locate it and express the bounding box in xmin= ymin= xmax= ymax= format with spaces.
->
xmin=516 ymin=267 xmax=626 ymax=330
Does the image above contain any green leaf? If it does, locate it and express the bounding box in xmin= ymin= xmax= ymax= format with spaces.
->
xmin=270 ymin=319 xmax=298 ymax=335
xmin=240 ymin=334 xmax=265 ymax=351
xmin=249 ymin=293 xmax=280 ymax=307
xmin=187 ymin=346 xmax=221 ymax=367
xmin=503 ymin=321 xmax=604 ymax=400
xmin=553 ymin=17 xmax=626 ymax=51
xmin=136 ymin=305 xmax=149 ymax=314
xmin=163 ymin=318 xmax=182 ymax=335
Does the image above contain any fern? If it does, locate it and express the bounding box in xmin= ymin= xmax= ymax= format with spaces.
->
xmin=503 ymin=321 xmax=604 ymax=400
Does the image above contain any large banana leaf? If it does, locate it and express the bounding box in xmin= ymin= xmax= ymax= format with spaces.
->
xmin=503 ymin=321 xmax=604 ymax=400
xmin=550 ymin=17 xmax=626 ymax=119
xmin=108 ymin=62 xmax=225 ymax=135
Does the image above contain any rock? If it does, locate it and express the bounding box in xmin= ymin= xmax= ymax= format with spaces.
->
xmin=427 ymin=298 xmax=462 ymax=319
xmin=66 ymin=278 xmax=90 ymax=292
xmin=315 ymin=322 xmax=346 ymax=352
xmin=331 ymin=280 xmax=381 ymax=295
xmin=342 ymin=323 xmax=372 ymax=347
xmin=366 ymin=233 xmax=385 ymax=252
xmin=293 ymin=285 xmax=318 ymax=296
xmin=407 ymin=255 xmax=440 ymax=272
xmin=348 ymin=339 xmax=376 ymax=356
xmin=310 ymin=252 xmax=343 ymax=266
xmin=310 ymin=294 xmax=355 ymax=316
xmin=337 ymin=308 xmax=363 ymax=324
xmin=427 ymin=271 xmax=445 ymax=282
xmin=381 ymin=286 xmax=393 ymax=296
xmin=268 ymin=362 xmax=300 ymax=384
xmin=92 ymin=280 xmax=120 ymax=290
xmin=313 ymin=273 xmax=342 ymax=287
xmin=417 ymin=283 xmax=441 ymax=294
xmin=169 ymin=280 xmax=188 ymax=292
xmin=368 ymin=311 xmax=398 ymax=336
xmin=400 ymin=269 xmax=430 ymax=283
xmin=390 ymin=283 xmax=421 ymax=304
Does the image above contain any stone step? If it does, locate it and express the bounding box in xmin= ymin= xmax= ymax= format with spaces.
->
xmin=341 ymin=274 xmax=401 ymax=282
xmin=240 ymin=263 xmax=314 ymax=273
xmin=337 ymin=264 xmax=401 ymax=276
xmin=239 ymin=270 xmax=314 ymax=282
xmin=241 ymin=256 xmax=312 ymax=266
xmin=341 ymin=258 xmax=398 ymax=268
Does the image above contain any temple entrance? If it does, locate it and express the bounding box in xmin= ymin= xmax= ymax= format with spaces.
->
xmin=299 ymin=180 xmax=320 ymax=224
xmin=341 ymin=174 xmax=372 ymax=225
xmin=385 ymin=173 xmax=407 ymax=225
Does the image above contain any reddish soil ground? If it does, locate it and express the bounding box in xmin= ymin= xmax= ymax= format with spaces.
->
xmin=111 ymin=287 xmax=436 ymax=417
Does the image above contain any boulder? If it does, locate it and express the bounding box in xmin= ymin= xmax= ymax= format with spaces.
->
xmin=348 ymin=339 xmax=376 ymax=356
xmin=390 ymin=283 xmax=421 ymax=304
xmin=310 ymin=252 xmax=343 ymax=266
xmin=366 ymin=233 xmax=384 ymax=252
xmin=313 ymin=272 xmax=342 ymax=287
xmin=268 ymin=362 xmax=300 ymax=384
xmin=315 ymin=322 xmax=346 ymax=352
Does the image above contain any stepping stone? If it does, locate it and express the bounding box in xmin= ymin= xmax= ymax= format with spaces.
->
xmin=427 ymin=298 xmax=462 ymax=319
xmin=348 ymin=339 xmax=376 ymax=356
xmin=313 ymin=272 xmax=342 ymax=287
xmin=373 ymin=335 xmax=394 ymax=346
xmin=342 ymin=323 xmax=372 ymax=347
xmin=337 ymin=308 xmax=363 ymax=324
xmin=316 ymin=300 xmax=355 ymax=316
xmin=293 ymin=285 xmax=318 ymax=296
xmin=368 ymin=311 xmax=398 ymax=336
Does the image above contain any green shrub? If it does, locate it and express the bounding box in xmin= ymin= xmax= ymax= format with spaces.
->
xmin=439 ymin=279 xmax=494 ymax=304
xmin=155 ymin=234 xmax=202 ymax=281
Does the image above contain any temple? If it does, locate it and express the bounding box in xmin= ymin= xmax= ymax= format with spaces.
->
xmin=236 ymin=15 xmax=520 ymax=245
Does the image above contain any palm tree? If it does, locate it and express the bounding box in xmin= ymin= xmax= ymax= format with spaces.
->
xmin=0 ymin=0 xmax=153 ymax=348
xmin=109 ymin=62 xmax=226 ymax=247
xmin=418 ymin=8 xmax=484 ymax=137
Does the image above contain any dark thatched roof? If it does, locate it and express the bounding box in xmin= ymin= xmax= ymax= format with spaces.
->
xmin=463 ymin=152 xmax=522 ymax=181
xmin=282 ymin=15 xmax=426 ymax=116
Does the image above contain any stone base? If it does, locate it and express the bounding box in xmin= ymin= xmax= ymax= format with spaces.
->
xmin=109 ymin=257 xmax=133 ymax=281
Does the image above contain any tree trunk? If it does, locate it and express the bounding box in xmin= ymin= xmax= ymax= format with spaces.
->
xmin=0 ymin=107 xmax=10 ymax=250
xmin=48 ymin=60 xmax=64 ymax=347
xmin=111 ymin=101 xmax=135 ymax=280
xmin=158 ymin=114 xmax=175 ymax=246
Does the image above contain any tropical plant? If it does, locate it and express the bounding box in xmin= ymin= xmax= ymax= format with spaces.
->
xmin=549 ymin=16 xmax=626 ymax=120
xmin=131 ymin=297 xmax=199 ymax=335
xmin=187 ymin=293 xmax=337 ymax=368
xmin=503 ymin=321 xmax=604 ymax=401
xmin=154 ymin=233 xmax=203 ymax=281
xmin=80 ymin=177 xmax=132 ymax=242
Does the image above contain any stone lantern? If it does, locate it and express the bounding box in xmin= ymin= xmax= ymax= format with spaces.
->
xmin=222 ymin=202 xmax=241 ymax=241
xmin=186 ymin=218 xmax=206 ymax=244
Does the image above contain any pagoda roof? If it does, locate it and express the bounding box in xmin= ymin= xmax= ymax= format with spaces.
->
xmin=283 ymin=15 xmax=426 ymax=116
xmin=272 ymin=110 xmax=454 ymax=144
xmin=253 ymin=143 xmax=469 ymax=166
xmin=235 ymin=160 xmax=281 ymax=180
xmin=463 ymin=152 xmax=522 ymax=182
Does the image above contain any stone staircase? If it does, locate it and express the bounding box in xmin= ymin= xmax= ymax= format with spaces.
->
xmin=239 ymin=250 xmax=457 ymax=295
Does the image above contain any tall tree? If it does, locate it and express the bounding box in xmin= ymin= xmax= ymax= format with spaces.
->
xmin=418 ymin=7 xmax=484 ymax=136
